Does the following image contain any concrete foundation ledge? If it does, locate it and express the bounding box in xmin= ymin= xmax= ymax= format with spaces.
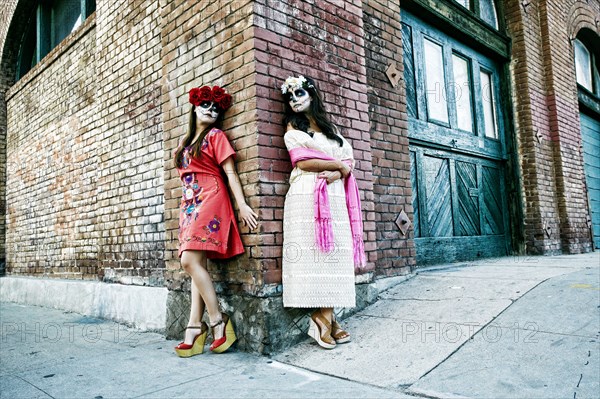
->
xmin=0 ymin=276 xmax=167 ymax=331
xmin=375 ymin=273 xmax=414 ymax=294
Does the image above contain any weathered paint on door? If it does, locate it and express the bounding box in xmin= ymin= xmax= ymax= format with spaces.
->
xmin=580 ymin=111 xmax=600 ymax=249
xmin=403 ymin=11 xmax=510 ymax=264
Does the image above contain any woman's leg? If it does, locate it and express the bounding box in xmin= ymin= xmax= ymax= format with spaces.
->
xmin=320 ymin=307 xmax=333 ymax=323
xmin=331 ymin=310 xmax=351 ymax=343
xmin=308 ymin=307 xmax=336 ymax=349
xmin=316 ymin=307 xmax=350 ymax=344
xmin=181 ymin=250 xmax=225 ymax=341
xmin=182 ymin=280 xmax=206 ymax=345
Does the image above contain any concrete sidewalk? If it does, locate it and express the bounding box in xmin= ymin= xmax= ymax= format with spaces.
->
xmin=1 ymin=253 xmax=599 ymax=398
xmin=0 ymin=303 xmax=406 ymax=398
xmin=276 ymin=253 xmax=600 ymax=398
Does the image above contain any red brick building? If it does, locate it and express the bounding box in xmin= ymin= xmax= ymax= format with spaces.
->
xmin=0 ymin=0 xmax=598 ymax=353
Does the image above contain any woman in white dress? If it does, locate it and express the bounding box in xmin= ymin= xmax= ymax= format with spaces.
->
xmin=280 ymin=76 xmax=366 ymax=349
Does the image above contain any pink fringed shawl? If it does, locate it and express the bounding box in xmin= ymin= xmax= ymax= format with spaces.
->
xmin=289 ymin=148 xmax=366 ymax=270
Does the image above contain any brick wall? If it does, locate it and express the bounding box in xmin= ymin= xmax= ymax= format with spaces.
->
xmin=2 ymin=0 xmax=167 ymax=284
xmin=253 ymin=0 xmax=377 ymax=283
xmin=539 ymin=0 xmax=595 ymax=254
xmin=5 ymin=16 xmax=98 ymax=278
xmin=0 ymin=0 xmax=19 ymax=275
xmin=1 ymin=0 xmax=408 ymax=296
xmin=0 ymin=1 xmax=18 ymax=58
xmin=1 ymin=0 xmax=261 ymax=293
xmin=362 ymin=0 xmax=415 ymax=276
xmin=160 ymin=1 xmax=260 ymax=294
xmin=505 ymin=0 xmax=597 ymax=254
xmin=566 ymin=1 xmax=600 ymax=39
xmin=94 ymin=0 xmax=165 ymax=284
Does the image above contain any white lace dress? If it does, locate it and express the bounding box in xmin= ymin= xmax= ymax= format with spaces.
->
xmin=282 ymin=129 xmax=356 ymax=308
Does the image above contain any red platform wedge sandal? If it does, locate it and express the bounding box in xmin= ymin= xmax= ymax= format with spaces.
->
xmin=174 ymin=322 xmax=208 ymax=358
xmin=209 ymin=313 xmax=237 ymax=353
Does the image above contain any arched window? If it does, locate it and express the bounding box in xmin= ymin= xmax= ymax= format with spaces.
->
xmin=16 ymin=0 xmax=96 ymax=80
xmin=453 ymin=0 xmax=499 ymax=29
xmin=574 ymin=32 xmax=600 ymax=97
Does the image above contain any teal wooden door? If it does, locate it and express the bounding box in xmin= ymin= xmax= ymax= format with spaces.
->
xmin=580 ymin=112 xmax=600 ymax=249
xmin=404 ymin=11 xmax=510 ymax=264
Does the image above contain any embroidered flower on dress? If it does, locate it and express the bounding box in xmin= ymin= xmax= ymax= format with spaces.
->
xmin=182 ymin=149 xmax=191 ymax=169
xmin=180 ymin=235 xmax=222 ymax=247
xmin=207 ymin=216 xmax=221 ymax=233
xmin=181 ymin=176 xmax=204 ymax=226
xmin=194 ymin=191 xmax=203 ymax=205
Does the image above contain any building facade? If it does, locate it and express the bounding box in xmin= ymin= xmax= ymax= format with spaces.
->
xmin=0 ymin=0 xmax=598 ymax=353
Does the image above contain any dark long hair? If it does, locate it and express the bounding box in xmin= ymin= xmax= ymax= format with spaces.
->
xmin=283 ymin=76 xmax=342 ymax=147
xmin=174 ymin=106 xmax=224 ymax=168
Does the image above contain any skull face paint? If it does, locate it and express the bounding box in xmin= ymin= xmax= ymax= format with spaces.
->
xmin=195 ymin=101 xmax=220 ymax=125
xmin=288 ymin=88 xmax=312 ymax=114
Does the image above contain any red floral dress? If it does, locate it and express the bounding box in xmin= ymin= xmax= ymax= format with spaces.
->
xmin=176 ymin=128 xmax=244 ymax=259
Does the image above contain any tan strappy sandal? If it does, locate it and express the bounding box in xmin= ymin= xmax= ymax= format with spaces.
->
xmin=307 ymin=310 xmax=336 ymax=349
xmin=331 ymin=315 xmax=351 ymax=344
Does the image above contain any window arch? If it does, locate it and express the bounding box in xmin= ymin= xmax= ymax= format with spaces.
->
xmin=453 ymin=0 xmax=499 ymax=30
xmin=574 ymin=29 xmax=600 ymax=97
xmin=16 ymin=0 xmax=96 ymax=80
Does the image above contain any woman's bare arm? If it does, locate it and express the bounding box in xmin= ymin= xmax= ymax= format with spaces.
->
xmin=221 ymin=156 xmax=258 ymax=230
xmin=286 ymin=124 xmax=351 ymax=176
xmin=296 ymin=159 xmax=342 ymax=173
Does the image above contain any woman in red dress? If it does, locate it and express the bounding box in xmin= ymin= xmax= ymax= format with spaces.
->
xmin=173 ymin=85 xmax=258 ymax=357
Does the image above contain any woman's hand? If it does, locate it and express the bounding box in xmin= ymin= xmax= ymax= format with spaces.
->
xmin=338 ymin=161 xmax=351 ymax=178
xmin=239 ymin=203 xmax=258 ymax=230
xmin=318 ymin=170 xmax=342 ymax=185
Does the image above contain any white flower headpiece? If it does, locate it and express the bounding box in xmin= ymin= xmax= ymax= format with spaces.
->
xmin=280 ymin=75 xmax=314 ymax=95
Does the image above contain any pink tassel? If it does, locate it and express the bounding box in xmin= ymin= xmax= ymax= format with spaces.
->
xmin=314 ymin=178 xmax=334 ymax=253
xmin=315 ymin=217 xmax=334 ymax=252
xmin=353 ymin=234 xmax=366 ymax=270
xmin=345 ymin=173 xmax=366 ymax=270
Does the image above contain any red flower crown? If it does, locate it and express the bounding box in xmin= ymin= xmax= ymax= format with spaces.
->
xmin=188 ymin=85 xmax=232 ymax=111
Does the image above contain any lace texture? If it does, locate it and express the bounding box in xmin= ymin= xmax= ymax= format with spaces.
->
xmin=282 ymin=131 xmax=356 ymax=308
